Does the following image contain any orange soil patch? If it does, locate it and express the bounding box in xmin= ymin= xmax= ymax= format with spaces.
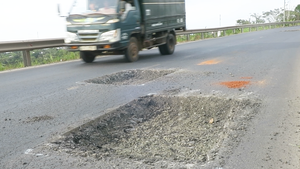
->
xmin=198 ymin=59 xmax=221 ymax=65
xmin=240 ymin=77 xmax=253 ymax=79
xmin=219 ymin=81 xmax=251 ymax=89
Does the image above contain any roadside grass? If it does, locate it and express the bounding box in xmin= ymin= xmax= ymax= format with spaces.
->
xmin=31 ymin=52 xmax=80 ymax=66
xmin=0 ymin=64 xmax=5 ymax=71
xmin=0 ymin=50 xmax=80 ymax=71
xmin=1 ymin=23 xmax=300 ymax=71
xmin=0 ymin=62 xmax=24 ymax=70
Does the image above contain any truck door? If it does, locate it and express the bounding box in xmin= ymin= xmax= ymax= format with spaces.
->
xmin=120 ymin=0 xmax=141 ymax=43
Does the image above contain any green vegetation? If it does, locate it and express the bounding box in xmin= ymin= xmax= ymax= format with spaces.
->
xmin=0 ymin=48 xmax=79 ymax=71
xmin=237 ymin=4 xmax=300 ymax=25
xmin=177 ymin=33 xmax=209 ymax=43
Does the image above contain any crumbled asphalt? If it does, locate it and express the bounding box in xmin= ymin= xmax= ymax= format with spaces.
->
xmin=49 ymin=89 xmax=261 ymax=168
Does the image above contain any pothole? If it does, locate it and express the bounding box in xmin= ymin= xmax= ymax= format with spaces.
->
xmin=51 ymin=93 xmax=261 ymax=165
xmin=85 ymin=69 xmax=176 ymax=85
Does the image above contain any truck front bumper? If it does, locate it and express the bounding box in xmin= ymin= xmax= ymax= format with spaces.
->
xmin=65 ymin=41 xmax=127 ymax=54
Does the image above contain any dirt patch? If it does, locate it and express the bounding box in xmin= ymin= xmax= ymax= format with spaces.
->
xmin=219 ymin=81 xmax=251 ymax=89
xmin=85 ymin=69 xmax=176 ymax=85
xmin=198 ymin=59 xmax=221 ymax=65
xmin=51 ymin=93 xmax=261 ymax=166
xmin=25 ymin=115 xmax=54 ymax=123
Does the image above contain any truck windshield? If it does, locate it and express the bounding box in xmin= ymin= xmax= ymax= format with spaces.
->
xmin=70 ymin=0 xmax=119 ymax=15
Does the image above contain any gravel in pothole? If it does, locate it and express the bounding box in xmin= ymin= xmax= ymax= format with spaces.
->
xmin=85 ymin=69 xmax=176 ymax=85
xmin=51 ymin=94 xmax=261 ymax=165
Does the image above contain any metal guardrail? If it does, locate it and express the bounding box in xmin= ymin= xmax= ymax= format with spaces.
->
xmin=176 ymin=21 xmax=300 ymax=39
xmin=1 ymin=21 xmax=300 ymax=67
xmin=0 ymin=38 xmax=64 ymax=67
xmin=0 ymin=38 xmax=64 ymax=53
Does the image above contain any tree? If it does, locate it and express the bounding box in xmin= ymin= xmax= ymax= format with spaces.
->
xmin=295 ymin=4 xmax=300 ymax=13
xmin=236 ymin=19 xmax=251 ymax=25
xmin=251 ymin=13 xmax=265 ymax=24
xmin=294 ymin=4 xmax=300 ymax=20
xmin=262 ymin=8 xmax=284 ymax=22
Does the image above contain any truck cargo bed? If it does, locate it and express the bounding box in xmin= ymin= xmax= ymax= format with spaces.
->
xmin=139 ymin=0 xmax=186 ymax=33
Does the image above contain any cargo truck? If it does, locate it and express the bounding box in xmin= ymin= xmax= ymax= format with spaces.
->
xmin=58 ymin=0 xmax=186 ymax=63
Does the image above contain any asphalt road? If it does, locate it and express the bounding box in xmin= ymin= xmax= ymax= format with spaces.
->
xmin=1 ymin=26 xmax=300 ymax=168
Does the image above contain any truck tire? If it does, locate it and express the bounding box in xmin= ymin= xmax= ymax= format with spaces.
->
xmin=80 ymin=51 xmax=96 ymax=63
xmin=125 ymin=37 xmax=139 ymax=62
xmin=159 ymin=33 xmax=176 ymax=55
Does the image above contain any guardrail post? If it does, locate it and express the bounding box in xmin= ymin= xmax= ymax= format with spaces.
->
xmin=241 ymin=28 xmax=243 ymax=33
xmin=22 ymin=50 xmax=31 ymax=67
xmin=223 ymin=30 xmax=226 ymax=36
xmin=233 ymin=29 xmax=236 ymax=34
xmin=187 ymin=34 xmax=190 ymax=41
xmin=256 ymin=27 xmax=258 ymax=31
xmin=249 ymin=27 xmax=251 ymax=32
xmin=201 ymin=33 xmax=204 ymax=39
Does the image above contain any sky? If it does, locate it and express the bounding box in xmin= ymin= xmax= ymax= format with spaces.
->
xmin=0 ymin=0 xmax=299 ymax=42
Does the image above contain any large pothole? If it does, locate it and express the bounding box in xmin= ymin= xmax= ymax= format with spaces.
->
xmin=85 ymin=69 xmax=176 ymax=85
xmin=51 ymin=93 xmax=261 ymax=165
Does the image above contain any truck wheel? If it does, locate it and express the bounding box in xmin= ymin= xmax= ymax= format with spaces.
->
xmin=159 ymin=33 xmax=176 ymax=55
xmin=125 ymin=37 xmax=139 ymax=62
xmin=80 ymin=51 xmax=95 ymax=63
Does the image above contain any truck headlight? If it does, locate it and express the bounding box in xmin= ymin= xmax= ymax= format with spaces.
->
xmin=64 ymin=32 xmax=78 ymax=44
xmin=99 ymin=29 xmax=120 ymax=42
